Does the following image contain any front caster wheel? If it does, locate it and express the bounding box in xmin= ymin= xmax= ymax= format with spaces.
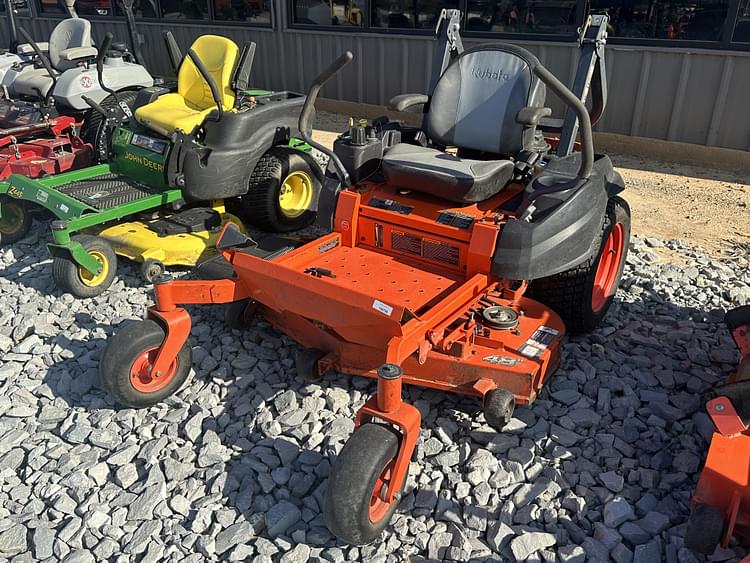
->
xmin=685 ymin=503 xmax=725 ymax=555
xmin=483 ymin=388 xmax=515 ymax=431
xmin=140 ymin=259 xmax=165 ymax=283
xmin=53 ymin=235 xmax=117 ymax=298
xmin=0 ymin=197 xmax=32 ymax=245
xmin=99 ymin=319 xmax=192 ymax=408
xmin=324 ymin=423 xmax=407 ymax=545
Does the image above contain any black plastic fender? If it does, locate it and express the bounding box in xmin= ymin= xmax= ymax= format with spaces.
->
xmin=492 ymin=154 xmax=624 ymax=280
xmin=314 ymin=171 xmax=343 ymax=231
xmin=179 ymin=93 xmax=306 ymax=202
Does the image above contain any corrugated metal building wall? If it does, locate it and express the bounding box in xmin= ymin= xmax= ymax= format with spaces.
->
xmin=4 ymin=10 xmax=750 ymax=151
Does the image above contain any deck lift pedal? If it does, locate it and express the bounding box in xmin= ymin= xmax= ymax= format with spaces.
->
xmin=686 ymin=306 xmax=750 ymax=557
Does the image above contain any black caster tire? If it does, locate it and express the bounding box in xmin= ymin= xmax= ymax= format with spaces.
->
xmin=99 ymin=319 xmax=192 ymax=408
xmin=324 ymin=423 xmax=407 ymax=545
xmin=141 ymin=259 xmax=165 ymax=283
xmin=242 ymin=146 xmax=323 ymax=233
xmin=52 ymin=235 xmax=117 ymax=298
xmin=224 ymin=299 xmax=256 ymax=330
xmin=528 ymin=196 xmax=631 ymax=334
xmin=0 ymin=197 xmax=32 ymax=245
xmin=483 ymin=388 xmax=515 ymax=431
xmin=82 ymin=90 xmax=140 ymax=162
xmin=685 ymin=503 xmax=725 ymax=555
xmin=295 ymin=348 xmax=326 ymax=381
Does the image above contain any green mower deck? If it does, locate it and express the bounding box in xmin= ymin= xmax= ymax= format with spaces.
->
xmin=0 ymin=165 xmax=183 ymax=273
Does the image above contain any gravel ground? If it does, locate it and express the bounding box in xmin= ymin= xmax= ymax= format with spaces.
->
xmin=1 ymin=218 xmax=750 ymax=562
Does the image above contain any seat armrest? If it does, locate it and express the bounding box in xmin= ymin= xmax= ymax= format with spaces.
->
xmin=516 ymin=106 xmax=552 ymax=126
xmin=18 ymin=42 xmax=49 ymax=55
xmin=388 ymin=93 xmax=429 ymax=112
xmin=59 ymin=46 xmax=98 ymax=62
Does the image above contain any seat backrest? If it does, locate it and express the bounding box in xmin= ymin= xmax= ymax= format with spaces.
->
xmin=426 ymin=44 xmax=546 ymax=156
xmin=49 ymin=18 xmax=92 ymax=71
xmin=178 ymin=35 xmax=240 ymax=111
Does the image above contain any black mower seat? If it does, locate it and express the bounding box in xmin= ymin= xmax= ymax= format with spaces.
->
xmin=382 ymin=43 xmax=548 ymax=204
xmin=382 ymin=144 xmax=514 ymax=203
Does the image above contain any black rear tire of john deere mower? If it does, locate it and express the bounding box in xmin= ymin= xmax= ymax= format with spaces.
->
xmin=99 ymin=319 xmax=192 ymax=408
xmin=527 ymin=196 xmax=631 ymax=335
xmin=52 ymin=235 xmax=117 ymax=299
xmin=685 ymin=503 xmax=725 ymax=555
xmin=82 ymin=90 xmax=140 ymax=163
xmin=324 ymin=423 xmax=407 ymax=545
xmin=0 ymin=196 xmax=32 ymax=245
xmin=242 ymin=146 xmax=323 ymax=233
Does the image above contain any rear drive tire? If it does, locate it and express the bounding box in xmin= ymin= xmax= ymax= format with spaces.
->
xmin=53 ymin=235 xmax=117 ymax=298
xmin=99 ymin=319 xmax=192 ymax=408
xmin=0 ymin=197 xmax=32 ymax=245
xmin=324 ymin=423 xmax=407 ymax=545
xmin=82 ymin=90 xmax=140 ymax=163
xmin=528 ymin=196 xmax=631 ymax=334
xmin=685 ymin=503 xmax=725 ymax=555
xmin=242 ymin=146 xmax=322 ymax=233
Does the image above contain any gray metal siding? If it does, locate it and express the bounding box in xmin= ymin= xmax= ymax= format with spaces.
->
xmin=5 ymin=15 xmax=750 ymax=151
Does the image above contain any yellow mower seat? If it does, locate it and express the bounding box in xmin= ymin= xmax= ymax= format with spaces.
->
xmin=135 ymin=35 xmax=240 ymax=135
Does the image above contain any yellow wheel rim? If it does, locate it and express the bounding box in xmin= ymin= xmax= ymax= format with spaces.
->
xmin=79 ymin=250 xmax=110 ymax=288
xmin=0 ymin=202 xmax=24 ymax=235
xmin=278 ymin=170 xmax=313 ymax=218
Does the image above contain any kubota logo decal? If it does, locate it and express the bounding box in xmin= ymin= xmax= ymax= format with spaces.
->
xmin=471 ymin=67 xmax=510 ymax=81
xmin=80 ymin=76 xmax=93 ymax=89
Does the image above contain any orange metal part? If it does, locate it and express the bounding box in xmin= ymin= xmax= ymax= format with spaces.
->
xmin=356 ymin=395 xmax=421 ymax=505
xmin=377 ymin=373 xmax=403 ymax=413
xmin=691 ymin=307 xmax=750 ymax=552
xmin=146 ymin=307 xmax=192 ymax=379
xmin=692 ymin=432 xmax=750 ymax=547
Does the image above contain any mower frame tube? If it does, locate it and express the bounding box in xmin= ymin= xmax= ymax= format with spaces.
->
xmin=533 ymin=64 xmax=593 ymax=180
xmin=4 ymin=0 xmax=18 ymax=51
xmin=297 ymin=51 xmax=354 ymax=187
xmin=148 ymin=276 xmax=254 ymax=377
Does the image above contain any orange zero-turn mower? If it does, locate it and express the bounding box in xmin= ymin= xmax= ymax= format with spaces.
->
xmin=98 ymin=12 xmax=630 ymax=544
xmin=686 ymin=305 xmax=750 ymax=556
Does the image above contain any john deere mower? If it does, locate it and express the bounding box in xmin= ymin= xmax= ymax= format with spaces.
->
xmin=0 ymin=31 xmax=321 ymax=297
xmin=98 ymin=12 xmax=629 ymax=544
xmin=686 ymin=305 xmax=750 ymax=556
xmin=0 ymin=0 xmax=153 ymax=183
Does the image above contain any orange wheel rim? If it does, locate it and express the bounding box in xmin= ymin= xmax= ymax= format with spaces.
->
xmin=369 ymin=461 xmax=396 ymax=523
xmin=592 ymin=223 xmax=625 ymax=312
xmin=129 ymin=347 xmax=178 ymax=393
